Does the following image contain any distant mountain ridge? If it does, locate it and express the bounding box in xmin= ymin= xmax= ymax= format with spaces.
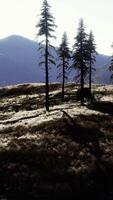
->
xmin=0 ymin=35 xmax=111 ymax=86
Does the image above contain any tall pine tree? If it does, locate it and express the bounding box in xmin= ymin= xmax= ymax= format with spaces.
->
xmin=109 ymin=43 xmax=113 ymax=81
xmin=36 ymin=0 xmax=57 ymax=111
xmin=57 ymin=32 xmax=71 ymax=101
xmin=87 ymin=31 xmax=96 ymax=92
xmin=72 ymin=19 xmax=88 ymax=105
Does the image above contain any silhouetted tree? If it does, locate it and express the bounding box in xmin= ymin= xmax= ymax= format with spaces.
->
xmin=87 ymin=31 xmax=96 ymax=92
xmin=72 ymin=19 xmax=88 ymax=105
xmin=57 ymin=32 xmax=71 ymax=101
xmin=36 ymin=0 xmax=57 ymax=111
xmin=109 ymin=44 xmax=113 ymax=81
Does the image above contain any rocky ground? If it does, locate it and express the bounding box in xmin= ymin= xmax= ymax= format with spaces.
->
xmin=0 ymin=83 xmax=113 ymax=200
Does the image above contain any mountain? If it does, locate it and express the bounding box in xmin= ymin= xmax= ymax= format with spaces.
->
xmin=0 ymin=35 xmax=111 ymax=86
xmin=0 ymin=35 xmax=41 ymax=86
xmin=93 ymin=54 xmax=111 ymax=84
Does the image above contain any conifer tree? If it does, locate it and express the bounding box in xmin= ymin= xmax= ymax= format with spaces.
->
xmin=72 ymin=19 xmax=88 ymax=105
xmin=109 ymin=44 xmax=113 ymax=81
xmin=87 ymin=31 xmax=96 ymax=92
xmin=57 ymin=32 xmax=71 ymax=101
xmin=36 ymin=0 xmax=57 ymax=111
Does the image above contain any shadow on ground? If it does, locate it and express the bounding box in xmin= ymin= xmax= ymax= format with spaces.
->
xmin=88 ymin=101 xmax=113 ymax=116
xmin=1 ymin=114 xmax=113 ymax=199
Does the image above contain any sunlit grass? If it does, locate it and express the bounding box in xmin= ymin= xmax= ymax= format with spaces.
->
xmin=0 ymin=83 xmax=113 ymax=199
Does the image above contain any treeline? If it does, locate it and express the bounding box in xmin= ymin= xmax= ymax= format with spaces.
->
xmin=36 ymin=0 xmax=97 ymax=111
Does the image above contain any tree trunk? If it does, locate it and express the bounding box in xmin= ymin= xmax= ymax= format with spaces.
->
xmin=89 ymin=55 xmax=92 ymax=92
xmin=45 ymin=35 xmax=49 ymax=111
xmin=80 ymin=44 xmax=84 ymax=106
xmin=62 ymin=56 xmax=65 ymax=101
xmin=81 ymin=66 xmax=84 ymax=105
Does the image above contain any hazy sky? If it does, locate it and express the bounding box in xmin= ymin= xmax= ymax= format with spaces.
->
xmin=0 ymin=0 xmax=113 ymax=55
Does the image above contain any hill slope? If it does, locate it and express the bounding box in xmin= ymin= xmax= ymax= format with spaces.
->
xmin=0 ymin=83 xmax=113 ymax=199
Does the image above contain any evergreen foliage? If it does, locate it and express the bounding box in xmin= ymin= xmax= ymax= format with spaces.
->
xmin=72 ymin=19 xmax=88 ymax=105
xmin=109 ymin=43 xmax=113 ymax=81
xmin=36 ymin=0 xmax=57 ymax=111
xmin=57 ymin=32 xmax=71 ymax=101
xmin=87 ymin=31 xmax=97 ymax=91
xmin=109 ymin=56 xmax=113 ymax=81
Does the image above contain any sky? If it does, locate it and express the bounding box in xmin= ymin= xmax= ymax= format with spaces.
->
xmin=0 ymin=0 xmax=113 ymax=55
